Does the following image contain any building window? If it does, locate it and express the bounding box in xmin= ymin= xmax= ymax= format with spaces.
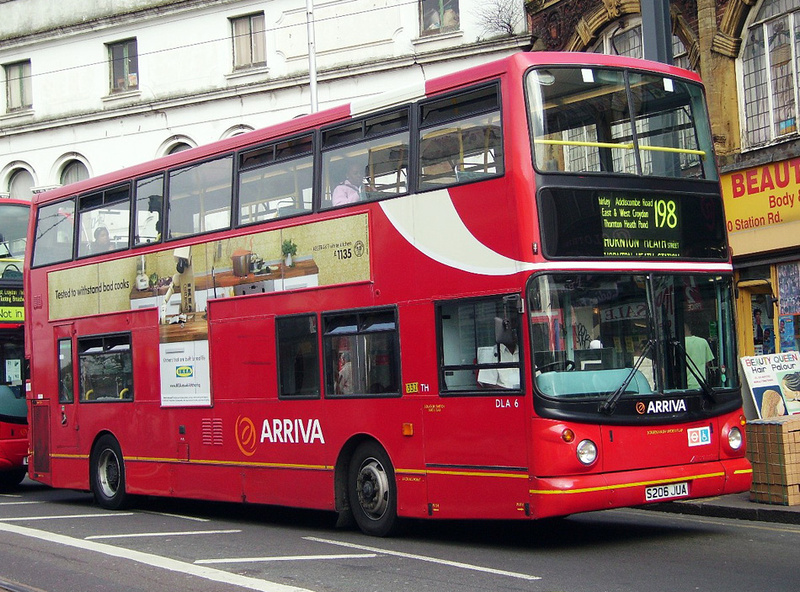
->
xmin=420 ymin=0 xmax=459 ymax=36
xmin=590 ymin=20 xmax=690 ymax=69
xmin=741 ymin=1 xmax=799 ymax=147
xmin=591 ymin=22 xmax=643 ymax=57
xmin=671 ymin=34 xmax=691 ymax=70
xmin=778 ymin=262 xmax=800 ymax=354
xmin=60 ymin=160 xmax=89 ymax=186
xmin=231 ymin=13 xmax=266 ymax=70
xmin=8 ymin=168 xmax=34 ymax=201
xmin=5 ymin=60 xmax=32 ymax=112
xmin=168 ymin=142 xmax=192 ymax=155
xmin=108 ymin=39 xmax=139 ymax=93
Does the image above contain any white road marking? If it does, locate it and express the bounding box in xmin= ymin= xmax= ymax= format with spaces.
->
xmin=304 ymin=536 xmax=541 ymax=581
xmin=0 ymin=501 xmax=43 ymax=506
xmin=0 ymin=512 xmax=134 ymax=522
xmin=139 ymin=510 xmax=210 ymax=522
xmin=0 ymin=521 xmax=312 ymax=592
xmin=196 ymin=553 xmax=377 ymax=565
xmin=87 ymin=529 xmax=242 ymax=540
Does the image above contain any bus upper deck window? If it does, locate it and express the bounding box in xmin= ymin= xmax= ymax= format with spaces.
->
xmin=528 ymin=67 xmax=714 ymax=180
xmin=32 ymin=200 xmax=76 ymax=267
xmin=418 ymin=85 xmax=503 ymax=191
xmin=167 ymin=155 xmax=233 ymax=238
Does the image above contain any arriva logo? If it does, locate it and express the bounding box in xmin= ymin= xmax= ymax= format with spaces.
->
xmin=175 ymin=365 xmax=194 ymax=378
xmin=636 ymin=399 xmax=687 ymax=414
xmin=261 ymin=418 xmax=325 ymax=444
xmin=235 ymin=416 xmax=258 ymax=456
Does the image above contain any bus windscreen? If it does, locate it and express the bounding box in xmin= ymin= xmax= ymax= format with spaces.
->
xmin=0 ymin=203 xmax=30 ymax=259
xmin=527 ymin=67 xmax=715 ymax=181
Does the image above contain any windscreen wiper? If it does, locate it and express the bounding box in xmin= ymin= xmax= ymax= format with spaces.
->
xmin=599 ymin=338 xmax=655 ymax=415
xmin=670 ymin=339 xmax=717 ymax=403
xmin=0 ymin=238 xmax=11 ymax=258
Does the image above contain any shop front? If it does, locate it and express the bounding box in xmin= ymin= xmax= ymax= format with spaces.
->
xmin=722 ymin=156 xmax=800 ymax=418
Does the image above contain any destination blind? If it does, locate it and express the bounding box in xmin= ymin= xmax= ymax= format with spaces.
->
xmin=0 ymin=286 xmax=23 ymax=323
xmin=599 ymin=194 xmax=681 ymax=258
xmin=538 ymin=187 xmax=727 ymax=260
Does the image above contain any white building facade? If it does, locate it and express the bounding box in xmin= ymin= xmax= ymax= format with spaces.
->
xmin=0 ymin=0 xmax=529 ymax=199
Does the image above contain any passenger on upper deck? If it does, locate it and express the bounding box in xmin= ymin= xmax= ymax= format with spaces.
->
xmin=332 ymin=159 xmax=365 ymax=206
xmin=92 ymin=226 xmax=111 ymax=253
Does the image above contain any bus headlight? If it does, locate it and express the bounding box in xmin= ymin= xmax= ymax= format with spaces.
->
xmin=576 ymin=439 xmax=598 ymax=465
xmin=728 ymin=426 xmax=743 ymax=451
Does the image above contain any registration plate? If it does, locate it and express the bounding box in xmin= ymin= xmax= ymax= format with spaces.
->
xmin=645 ymin=482 xmax=688 ymax=502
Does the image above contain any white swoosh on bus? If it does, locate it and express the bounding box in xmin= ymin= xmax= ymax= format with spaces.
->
xmin=379 ymin=190 xmax=536 ymax=276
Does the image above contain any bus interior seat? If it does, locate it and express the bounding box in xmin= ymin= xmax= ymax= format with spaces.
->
xmin=574 ymin=347 xmax=614 ymax=370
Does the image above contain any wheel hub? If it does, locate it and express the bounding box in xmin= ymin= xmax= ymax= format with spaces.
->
xmin=98 ymin=450 xmax=120 ymax=497
xmin=357 ymin=458 xmax=388 ymax=519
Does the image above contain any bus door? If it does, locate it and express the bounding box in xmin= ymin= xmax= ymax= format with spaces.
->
xmin=53 ymin=324 xmax=80 ymax=454
xmin=423 ymin=296 xmax=529 ymax=519
xmin=29 ymin=397 xmax=50 ymax=479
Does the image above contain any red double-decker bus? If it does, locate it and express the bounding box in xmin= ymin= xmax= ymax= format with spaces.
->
xmin=25 ymin=52 xmax=751 ymax=535
xmin=0 ymin=198 xmax=29 ymax=488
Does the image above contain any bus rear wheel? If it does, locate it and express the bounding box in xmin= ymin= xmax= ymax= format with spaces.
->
xmin=91 ymin=435 xmax=129 ymax=510
xmin=0 ymin=468 xmax=26 ymax=490
xmin=347 ymin=441 xmax=399 ymax=537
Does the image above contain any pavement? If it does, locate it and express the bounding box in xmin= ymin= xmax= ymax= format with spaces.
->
xmin=646 ymin=491 xmax=800 ymax=525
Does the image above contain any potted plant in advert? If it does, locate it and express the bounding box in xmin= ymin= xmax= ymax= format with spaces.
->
xmin=282 ymin=238 xmax=297 ymax=267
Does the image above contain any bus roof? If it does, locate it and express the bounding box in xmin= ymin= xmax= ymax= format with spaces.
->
xmin=0 ymin=197 xmax=32 ymax=207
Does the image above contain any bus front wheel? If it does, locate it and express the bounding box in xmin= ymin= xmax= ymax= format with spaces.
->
xmin=91 ymin=435 xmax=129 ymax=510
xmin=347 ymin=441 xmax=399 ymax=537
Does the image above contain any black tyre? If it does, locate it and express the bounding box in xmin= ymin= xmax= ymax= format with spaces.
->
xmin=347 ymin=441 xmax=399 ymax=537
xmin=90 ymin=435 xmax=130 ymax=510
xmin=0 ymin=468 xmax=26 ymax=490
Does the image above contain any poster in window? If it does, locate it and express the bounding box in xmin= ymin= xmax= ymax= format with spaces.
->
xmin=740 ymin=353 xmax=800 ymax=418
xmin=778 ymin=262 xmax=800 ymax=314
